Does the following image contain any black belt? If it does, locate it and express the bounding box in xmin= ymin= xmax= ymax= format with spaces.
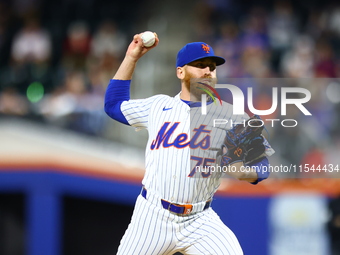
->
xmin=141 ymin=187 xmax=211 ymax=215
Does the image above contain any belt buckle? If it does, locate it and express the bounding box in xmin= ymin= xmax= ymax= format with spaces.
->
xmin=162 ymin=199 xmax=193 ymax=215
xmin=166 ymin=202 xmax=172 ymax=211
xmin=161 ymin=199 xmax=173 ymax=212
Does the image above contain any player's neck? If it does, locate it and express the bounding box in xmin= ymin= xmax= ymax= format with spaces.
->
xmin=180 ymin=87 xmax=201 ymax=102
xmin=180 ymin=93 xmax=201 ymax=102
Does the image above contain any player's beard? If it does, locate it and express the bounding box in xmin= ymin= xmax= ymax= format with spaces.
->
xmin=183 ymin=71 xmax=217 ymax=102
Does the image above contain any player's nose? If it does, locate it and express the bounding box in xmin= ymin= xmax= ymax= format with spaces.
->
xmin=202 ymin=66 xmax=212 ymax=75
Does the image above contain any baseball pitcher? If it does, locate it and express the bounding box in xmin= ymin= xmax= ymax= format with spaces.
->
xmin=104 ymin=32 xmax=274 ymax=255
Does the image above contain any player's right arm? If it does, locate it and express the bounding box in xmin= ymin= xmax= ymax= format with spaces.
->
xmin=113 ymin=33 xmax=159 ymax=80
xmin=104 ymin=32 xmax=159 ymax=126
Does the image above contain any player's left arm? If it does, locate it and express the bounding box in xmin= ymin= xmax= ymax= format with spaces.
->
xmin=219 ymin=151 xmax=270 ymax=184
xmin=245 ymin=134 xmax=274 ymax=184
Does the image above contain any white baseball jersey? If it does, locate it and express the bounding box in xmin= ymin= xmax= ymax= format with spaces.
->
xmin=122 ymin=93 xmax=248 ymax=203
xmin=116 ymin=93 xmax=255 ymax=254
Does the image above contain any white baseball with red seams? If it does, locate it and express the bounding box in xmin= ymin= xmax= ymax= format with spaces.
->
xmin=141 ymin=31 xmax=156 ymax=47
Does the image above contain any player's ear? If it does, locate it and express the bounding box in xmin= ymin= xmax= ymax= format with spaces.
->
xmin=177 ymin=66 xmax=185 ymax=79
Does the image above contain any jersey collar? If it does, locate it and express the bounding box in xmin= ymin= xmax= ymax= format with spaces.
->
xmin=175 ymin=92 xmax=214 ymax=108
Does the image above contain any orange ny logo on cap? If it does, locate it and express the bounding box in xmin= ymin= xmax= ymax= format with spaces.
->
xmin=201 ymin=44 xmax=210 ymax=53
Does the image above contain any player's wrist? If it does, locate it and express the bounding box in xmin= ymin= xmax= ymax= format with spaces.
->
xmin=248 ymin=157 xmax=270 ymax=185
xmin=124 ymin=54 xmax=140 ymax=63
xmin=113 ymin=56 xmax=138 ymax=80
xmin=223 ymin=162 xmax=258 ymax=182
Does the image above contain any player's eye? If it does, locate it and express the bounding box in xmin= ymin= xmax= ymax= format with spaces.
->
xmin=209 ymin=65 xmax=216 ymax=71
xmin=189 ymin=62 xmax=216 ymax=71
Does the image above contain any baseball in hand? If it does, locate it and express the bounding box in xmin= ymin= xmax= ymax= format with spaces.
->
xmin=141 ymin=31 xmax=156 ymax=47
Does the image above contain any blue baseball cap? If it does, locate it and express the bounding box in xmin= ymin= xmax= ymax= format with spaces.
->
xmin=176 ymin=42 xmax=225 ymax=67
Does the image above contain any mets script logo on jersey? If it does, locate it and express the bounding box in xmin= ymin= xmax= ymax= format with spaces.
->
xmin=197 ymin=82 xmax=222 ymax=106
xmin=201 ymin=43 xmax=210 ymax=53
xmin=150 ymin=122 xmax=211 ymax=149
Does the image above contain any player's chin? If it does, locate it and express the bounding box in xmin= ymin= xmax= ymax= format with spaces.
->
xmin=189 ymin=88 xmax=207 ymax=99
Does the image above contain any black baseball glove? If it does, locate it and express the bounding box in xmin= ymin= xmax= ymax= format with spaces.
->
xmin=217 ymin=115 xmax=265 ymax=167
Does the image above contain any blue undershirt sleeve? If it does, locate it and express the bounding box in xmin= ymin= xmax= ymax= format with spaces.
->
xmin=247 ymin=157 xmax=270 ymax=185
xmin=104 ymin=79 xmax=131 ymax=125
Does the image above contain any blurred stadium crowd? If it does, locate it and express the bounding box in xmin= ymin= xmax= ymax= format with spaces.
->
xmin=0 ymin=0 xmax=340 ymax=177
